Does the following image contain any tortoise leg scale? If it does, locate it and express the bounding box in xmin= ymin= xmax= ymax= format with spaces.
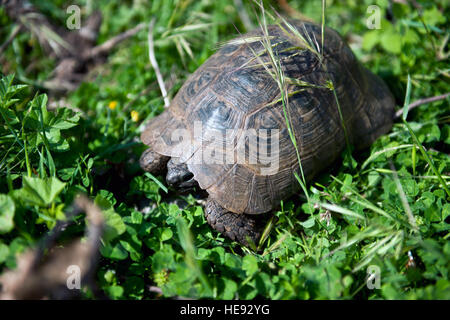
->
xmin=139 ymin=148 xmax=170 ymax=176
xmin=205 ymin=197 xmax=264 ymax=248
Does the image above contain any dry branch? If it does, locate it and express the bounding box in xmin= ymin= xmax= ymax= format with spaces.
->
xmin=148 ymin=18 xmax=170 ymax=108
xmin=395 ymin=92 xmax=450 ymax=119
xmin=1 ymin=0 xmax=144 ymax=93
xmin=0 ymin=195 xmax=104 ymax=300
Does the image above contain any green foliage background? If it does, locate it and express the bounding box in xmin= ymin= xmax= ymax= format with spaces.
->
xmin=0 ymin=0 xmax=449 ymax=299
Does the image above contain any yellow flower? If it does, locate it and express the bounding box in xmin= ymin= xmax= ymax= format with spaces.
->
xmin=108 ymin=101 xmax=117 ymax=110
xmin=131 ymin=110 xmax=139 ymax=122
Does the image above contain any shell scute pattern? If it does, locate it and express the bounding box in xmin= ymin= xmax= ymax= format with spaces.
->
xmin=141 ymin=20 xmax=395 ymax=214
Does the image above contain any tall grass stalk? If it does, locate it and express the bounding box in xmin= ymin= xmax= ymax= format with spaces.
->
xmin=254 ymin=2 xmax=312 ymax=213
xmin=243 ymin=1 xmax=359 ymax=230
xmin=176 ymin=216 xmax=212 ymax=296
xmin=274 ymin=12 xmax=353 ymax=162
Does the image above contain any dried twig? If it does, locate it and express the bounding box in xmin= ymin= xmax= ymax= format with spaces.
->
xmin=0 ymin=195 xmax=104 ymax=300
xmin=148 ymin=18 xmax=170 ymax=108
xmin=394 ymin=92 xmax=450 ymax=119
xmin=1 ymin=1 xmax=144 ymax=93
xmin=233 ymin=0 xmax=253 ymax=31
xmin=87 ymin=22 xmax=146 ymax=59
xmin=148 ymin=286 xmax=163 ymax=295
xmin=147 ymin=286 xmax=193 ymax=300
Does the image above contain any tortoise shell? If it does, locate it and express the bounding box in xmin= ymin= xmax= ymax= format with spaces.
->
xmin=141 ymin=20 xmax=395 ymax=215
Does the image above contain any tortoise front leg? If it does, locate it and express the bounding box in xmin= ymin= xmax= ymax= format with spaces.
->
xmin=139 ymin=148 xmax=170 ymax=175
xmin=204 ymin=197 xmax=264 ymax=248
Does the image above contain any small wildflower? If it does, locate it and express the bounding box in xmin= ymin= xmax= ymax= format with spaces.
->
xmin=320 ymin=210 xmax=332 ymax=226
xmin=406 ymin=251 xmax=416 ymax=269
xmin=154 ymin=269 xmax=169 ymax=287
xmin=108 ymin=101 xmax=117 ymax=110
xmin=131 ymin=110 xmax=139 ymax=122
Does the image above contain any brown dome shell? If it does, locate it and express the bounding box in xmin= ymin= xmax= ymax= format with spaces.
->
xmin=141 ymin=20 xmax=395 ymax=215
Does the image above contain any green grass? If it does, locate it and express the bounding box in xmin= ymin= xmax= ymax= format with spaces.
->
xmin=0 ymin=0 xmax=449 ymax=299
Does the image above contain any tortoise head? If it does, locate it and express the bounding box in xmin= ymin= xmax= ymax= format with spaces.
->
xmin=166 ymin=158 xmax=198 ymax=190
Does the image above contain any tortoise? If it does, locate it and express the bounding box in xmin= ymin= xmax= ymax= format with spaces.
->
xmin=139 ymin=20 xmax=395 ymax=247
